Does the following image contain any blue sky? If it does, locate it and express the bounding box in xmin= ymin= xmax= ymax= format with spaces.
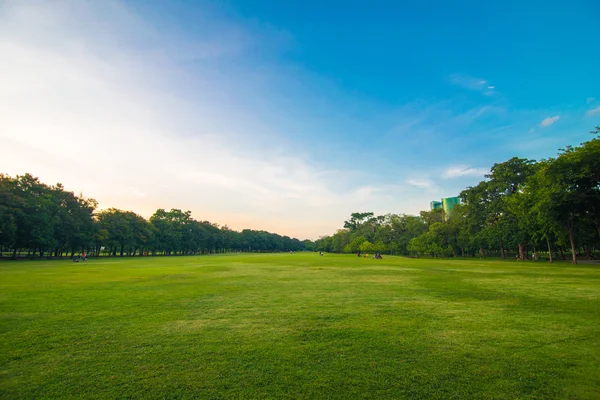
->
xmin=1 ymin=0 xmax=599 ymax=238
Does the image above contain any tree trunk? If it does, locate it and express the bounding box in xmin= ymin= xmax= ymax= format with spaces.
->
xmin=479 ymin=247 xmax=484 ymax=259
xmin=12 ymin=248 xmax=17 ymax=259
xmin=518 ymin=243 xmax=526 ymax=261
xmin=546 ymin=236 xmax=553 ymax=263
xmin=499 ymin=239 xmax=505 ymax=259
xmin=120 ymin=245 xmax=124 ymax=257
xmin=568 ymin=227 xmax=577 ymax=265
xmin=559 ymin=247 xmax=566 ymax=260
xmin=585 ymin=245 xmax=595 ymax=260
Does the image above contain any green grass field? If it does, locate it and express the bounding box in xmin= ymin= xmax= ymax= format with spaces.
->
xmin=1 ymin=254 xmax=599 ymax=399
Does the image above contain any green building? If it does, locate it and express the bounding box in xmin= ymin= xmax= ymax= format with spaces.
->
xmin=442 ymin=197 xmax=461 ymax=215
xmin=430 ymin=196 xmax=461 ymax=219
xmin=430 ymin=201 xmax=443 ymax=211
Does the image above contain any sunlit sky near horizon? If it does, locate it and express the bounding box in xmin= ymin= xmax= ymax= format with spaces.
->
xmin=1 ymin=0 xmax=599 ymax=240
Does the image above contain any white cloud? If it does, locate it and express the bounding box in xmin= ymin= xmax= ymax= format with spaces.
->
xmin=449 ymin=73 xmax=494 ymax=93
xmin=539 ymin=115 xmax=560 ymax=127
xmin=586 ymin=106 xmax=600 ymax=117
xmin=0 ymin=1 xmax=343 ymax=239
xmin=0 ymin=1 xmax=441 ymax=239
xmin=442 ymin=165 xmax=488 ymax=178
xmin=406 ymin=179 xmax=434 ymax=189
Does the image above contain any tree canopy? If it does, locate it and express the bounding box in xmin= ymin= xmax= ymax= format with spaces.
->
xmin=2 ymin=127 xmax=598 ymax=263
xmin=0 ymin=174 xmax=307 ymax=258
xmin=316 ymin=127 xmax=600 ymax=264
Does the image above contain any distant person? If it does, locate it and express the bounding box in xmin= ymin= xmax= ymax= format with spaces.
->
xmin=357 ymin=251 xmax=361 ymax=257
xmin=82 ymin=251 xmax=87 ymax=262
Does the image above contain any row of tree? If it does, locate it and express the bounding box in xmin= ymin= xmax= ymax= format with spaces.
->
xmin=315 ymin=127 xmax=600 ymax=264
xmin=0 ymin=175 xmax=309 ymax=258
xmin=2 ymin=128 xmax=597 ymax=262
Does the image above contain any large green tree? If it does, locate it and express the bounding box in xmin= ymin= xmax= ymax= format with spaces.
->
xmin=528 ymin=129 xmax=600 ymax=263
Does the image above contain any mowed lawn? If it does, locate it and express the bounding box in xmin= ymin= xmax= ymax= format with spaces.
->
xmin=1 ymin=254 xmax=599 ymax=399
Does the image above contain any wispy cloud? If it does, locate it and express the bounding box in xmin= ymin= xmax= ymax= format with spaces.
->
xmin=442 ymin=165 xmax=488 ymax=178
xmin=449 ymin=73 xmax=495 ymax=95
xmin=587 ymin=97 xmax=596 ymax=104
xmin=539 ymin=115 xmax=560 ymax=127
xmin=586 ymin=106 xmax=600 ymax=117
xmin=1 ymin=2 xmax=590 ymax=239
xmin=406 ymin=178 xmax=435 ymax=189
xmin=0 ymin=1 xmax=446 ymax=239
xmin=0 ymin=1 xmax=345 ymax=238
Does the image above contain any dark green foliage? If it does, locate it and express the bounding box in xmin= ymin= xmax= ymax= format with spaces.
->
xmin=0 ymin=174 xmax=97 ymax=257
xmin=2 ymin=127 xmax=599 ymax=260
xmin=0 ymin=176 xmax=307 ymax=258
xmin=319 ymin=128 xmax=600 ymax=262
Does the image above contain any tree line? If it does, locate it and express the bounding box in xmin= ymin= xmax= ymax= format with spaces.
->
xmin=315 ymin=127 xmax=600 ymax=264
xmin=0 ymin=175 xmax=309 ymax=258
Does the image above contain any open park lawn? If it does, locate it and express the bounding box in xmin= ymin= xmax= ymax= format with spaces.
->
xmin=1 ymin=254 xmax=599 ymax=399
